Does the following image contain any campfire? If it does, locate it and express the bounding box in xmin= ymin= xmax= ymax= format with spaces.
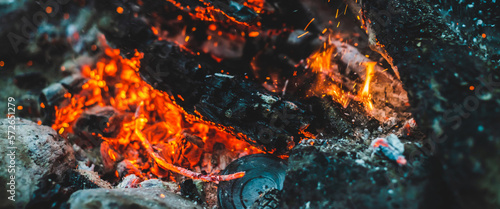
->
xmin=1 ymin=0 xmax=499 ymax=208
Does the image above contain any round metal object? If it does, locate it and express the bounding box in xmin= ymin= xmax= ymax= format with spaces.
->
xmin=217 ymin=154 xmax=287 ymax=209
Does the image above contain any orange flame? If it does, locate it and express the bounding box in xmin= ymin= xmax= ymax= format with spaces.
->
xmin=307 ymin=42 xmax=335 ymax=73
xmin=52 ymin=44 xmax=262 ymax=181
xmin=307 ymin=42 xmax=351 ymax=107
xmin=306 ymin=40 xmax=376 ymax=111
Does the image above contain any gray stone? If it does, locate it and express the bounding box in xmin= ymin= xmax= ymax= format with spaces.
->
xmin=67 ymin=188 xmax=202 ymax=209
xmin=0 ymin=118 xmax=75 ymax=209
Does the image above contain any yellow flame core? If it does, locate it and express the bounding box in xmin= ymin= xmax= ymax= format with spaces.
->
xmin=360 ymin=62 xmax=376 ymax=111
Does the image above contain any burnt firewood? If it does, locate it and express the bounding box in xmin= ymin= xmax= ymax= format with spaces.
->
xmin=73 ymin=106 xmax=121 ymax=148
xmin=97 ymin=13 xmax=157 ymax=58
xmin=39 ymin=74 xmax=88 ymax=125
xmin=345 ymin=0 xmax=500 ymax=207
xmin=145 ymin=0 xmax=259 ymax=27
xmin=140 ymin=41 xmax=311 ymax=153
xmin=139 ymin=40 xmax=359 ymax=154
xmin=40 ymin=83 xmax=69 ymax=125
xmin=139 ymin=0 xmax=319 ymax=31
xmin=95 ymin=0 xmax=377 ymax=152
xmin=59 ymin=74 xmax=87 ymax=95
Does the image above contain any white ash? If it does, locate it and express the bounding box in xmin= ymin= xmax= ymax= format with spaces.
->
xmin=116 ymin=174 xmax=141 ymax=188
xmin=256 ymin=92 xmax=278 ymax=104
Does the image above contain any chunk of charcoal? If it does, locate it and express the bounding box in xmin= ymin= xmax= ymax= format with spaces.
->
xmin=180 ymin=179 xmax=204 ymax=205
xmin=25 ymin=169 xmax=112 ymax=209
xmin=39 ymin=83 xmax=68 ymax=125
xmin=73 ymin=106 xmax=120 ymax=148
xmin=59 ymin=74 xmax=87 ymax=94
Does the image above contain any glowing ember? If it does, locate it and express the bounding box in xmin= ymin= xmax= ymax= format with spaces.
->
xmin=52 ymin=42 xmax=261 ymax=182
xmin=243 ymin=0 xmax=265 ymax=13
xmin=134 ymin=116 xmax=245 ymax=182
xmin=162 ymin=0 xmax=261 ymax=29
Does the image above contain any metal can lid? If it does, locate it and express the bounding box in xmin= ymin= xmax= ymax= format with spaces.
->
xmin=218 ymin=154 xmax=287 ymax=209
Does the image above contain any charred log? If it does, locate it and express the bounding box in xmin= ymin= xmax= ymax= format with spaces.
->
xmin=139 ymin=40 xmax=364 ymax=154
xmin=40 ymin=75 xmax=88 ymax=125
xmin=73 ymin=106 xmax=121 ymax=149
xmin=40 ymin=83 xmax=69 ymax=125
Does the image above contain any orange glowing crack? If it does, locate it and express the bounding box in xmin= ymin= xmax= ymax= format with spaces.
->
xmin=163 ymin=0 xmax=259 ymax=29
xmin=243 ymin=0 xmax=264 ymax=13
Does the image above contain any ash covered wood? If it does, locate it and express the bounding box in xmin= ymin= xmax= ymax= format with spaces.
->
xmin=343 ymin=0 xmax=500 ymax=207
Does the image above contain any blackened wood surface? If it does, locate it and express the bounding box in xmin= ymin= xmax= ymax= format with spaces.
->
xmin=94 ymin=1 xmax=373 ymax=154
xmin=349 ymin=0 xmax=500 ymax=207
xmin=139 ymin=41 xmax=359 ymax=154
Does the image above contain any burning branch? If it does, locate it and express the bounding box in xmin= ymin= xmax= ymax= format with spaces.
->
xmin=134 ymin=117 xmax=245 ymax=182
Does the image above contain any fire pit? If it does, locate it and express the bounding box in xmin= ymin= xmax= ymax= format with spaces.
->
xmin=0 ymin=0 xmax=499 ymax=208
